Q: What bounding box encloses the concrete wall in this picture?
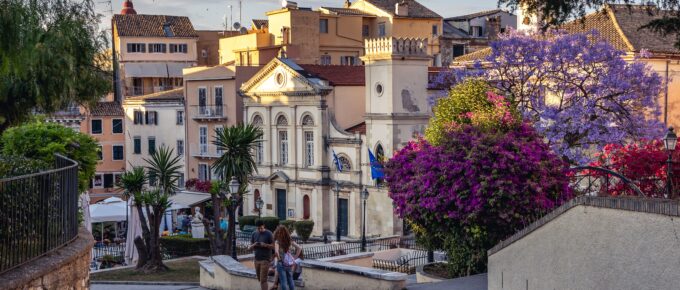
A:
[0,227,93,290]
[489,205,680,290]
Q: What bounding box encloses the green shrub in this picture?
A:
[294,220,314,242]
[256,216,280,232]
[160,235,211,257]
[238,215,259,231]
[0,155,49,178]
[280,220,296,234]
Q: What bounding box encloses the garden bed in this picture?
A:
[90,258,201,282]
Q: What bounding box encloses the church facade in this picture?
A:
[239,38,433,237]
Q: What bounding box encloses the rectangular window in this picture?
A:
[112,145,124,161]
[148,172,157,187]
[304,131,314,167]
[133,110,143,124]
[169,43,188,53]
[114,173,122,186]
[199,127,208,155]
[215,126,224,155]
[453,44,466,57]
[320,19,329,33]
[432,24,438,36]
[198,164,209,181]
[214,87,223,117]
[91,119,102,134]
[341,56,357,66]
[378,22,386,37]
[104,173,114,188]
[177,140,184,156]
[176,110,184,125]
[148,137,156,155]
[362,25,369,37]
[92,174,103,188]
[97,145,103,160]
[198,88,207,115]
[133,137,141,154]
[320,55,331,65]
[112,118,123,134]
[256,138,264,165]
[149,43,167,53]
[279,131,288,165]
[145,111,157,125]
[178,173,185,188]
[471,26,483,37]
[126,43,146,53]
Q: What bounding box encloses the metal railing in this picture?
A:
[373,250,430,274]
[189,143,223,158]
[0,155,79,274]
[190,105,227,120]
[92,242,126,264]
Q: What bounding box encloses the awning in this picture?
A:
[169,191,212,210]
[122,62,193,78]
[90,201,128,223]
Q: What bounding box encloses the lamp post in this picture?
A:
[228,176,240,260]
[360,187,369,252]
[665,127,678,199]
[255,197,264,218]
[334,182,341,242]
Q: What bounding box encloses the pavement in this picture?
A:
[406,273,487,290]
[91,284,208,290]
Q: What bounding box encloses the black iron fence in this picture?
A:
[373,250,430,274]
[0,155,79,274]
[92,243,126,264]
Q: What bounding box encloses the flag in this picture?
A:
[333,150,343,172]
[368,149,385,180]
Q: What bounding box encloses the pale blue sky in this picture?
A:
[97,0,507,30]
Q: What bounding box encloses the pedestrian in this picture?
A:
[273,225,301,290]
[292,250,304,280]
[249,220,274,290]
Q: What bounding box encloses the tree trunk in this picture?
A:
[134,236,148,268]
[204,194,229,256]
[141,205,168,273]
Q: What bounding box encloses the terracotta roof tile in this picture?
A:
[298,65,365,86]
[363,0,441,19]
[453,47,491,62]
[90,102,124,116]
[346,122,366,134]
[321,7,376,17]
[252,19,269,29]
[113,14,198,38]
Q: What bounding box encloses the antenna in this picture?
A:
[239,0,242,25]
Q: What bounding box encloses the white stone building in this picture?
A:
[122,89,186,187]
[239,38,432,238]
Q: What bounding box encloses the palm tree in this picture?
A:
[117,167,153,269]
[206,124,263,255]
[144,145,183,196]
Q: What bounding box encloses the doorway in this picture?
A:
[338,198,348,236]
[276,189,287,220]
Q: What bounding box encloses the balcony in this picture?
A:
[190,143,223,159]
[190,105,227,121]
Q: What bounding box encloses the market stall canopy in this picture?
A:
[90,200,128,223]
[169,191,212,210]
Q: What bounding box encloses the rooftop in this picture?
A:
[345,122,366,134]
[252,19,269,30]
[445,9,507,21]
[362,0,441,19]
[298,65,365,86]
[124,88,184,102]
[321,7,376,17]
[113,14,198,38]
[89,102,124,116]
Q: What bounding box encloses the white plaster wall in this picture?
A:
[489,206,680,290]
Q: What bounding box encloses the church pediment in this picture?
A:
[240,58,332,97]
[267,171,290,183]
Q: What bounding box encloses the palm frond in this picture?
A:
[118,166,147,198]
[144,145,183,195]
[211,123,263,185]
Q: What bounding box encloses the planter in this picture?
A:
[416,262,449,283]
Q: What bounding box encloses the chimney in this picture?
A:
[486,15,502,40]
[120,0,137,15]
[395,1,409,17]
[344,0,351,8]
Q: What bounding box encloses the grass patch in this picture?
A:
[90,258,201,282]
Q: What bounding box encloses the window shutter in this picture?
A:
[145,111,149,124]
[153,112,158,125]
[104,174,114,188]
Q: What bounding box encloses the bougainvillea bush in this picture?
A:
[587,140,680,198]
[387,93,573,276]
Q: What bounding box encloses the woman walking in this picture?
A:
[273,225,301,290]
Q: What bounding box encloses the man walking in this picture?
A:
[249,220,274,290]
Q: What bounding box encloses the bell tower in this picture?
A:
[361,37,431,156]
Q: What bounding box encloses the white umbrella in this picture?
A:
[80,193,92,233]
[89,201,127,223]
[125,197,142,265]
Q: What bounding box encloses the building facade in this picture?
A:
[122,89,186,187]
[239,38,432,238]
[82,102,126,203]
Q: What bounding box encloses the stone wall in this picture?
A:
[488,197,680,290]
[0,227,94,290]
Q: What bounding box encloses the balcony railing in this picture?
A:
[189,143,223,158]
[190,105,227,121]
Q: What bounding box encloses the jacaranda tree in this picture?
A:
[449,30,664,164]
[386,91,573,276]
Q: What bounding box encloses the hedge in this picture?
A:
[160,234,211,257]
[256,216,280,232]
[294,220,315,242]
[280,220,296,234]
[238,215,258,231]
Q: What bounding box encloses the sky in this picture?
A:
[96,0,506,31]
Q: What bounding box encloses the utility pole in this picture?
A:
[239,0,242,25]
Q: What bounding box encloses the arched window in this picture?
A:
[277,115,288,126]
[253,189,261,211]
[337,155,351,171]
[303,195,310,219]
[301,114,314,126]
[252,115,263,126]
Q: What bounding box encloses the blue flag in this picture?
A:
[368,149,385,180]
[333,150,343,172]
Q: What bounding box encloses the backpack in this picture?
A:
[283,252,296,268]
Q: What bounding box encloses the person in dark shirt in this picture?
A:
[249,220,274,290]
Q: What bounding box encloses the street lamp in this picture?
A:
[334,182,341,242]
[255,197,264,218]
[360,187,369,252]
[665,127,677,199]
[228,176,240,260]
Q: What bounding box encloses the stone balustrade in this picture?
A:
[364,37,428,57]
